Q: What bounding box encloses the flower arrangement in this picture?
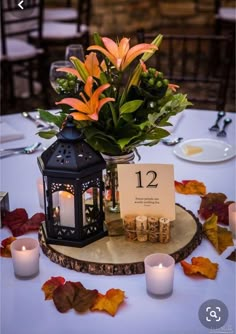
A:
[38,33,191,155]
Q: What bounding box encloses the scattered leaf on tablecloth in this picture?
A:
[175,180,206,195]
[41,276,66,300]
[198,192,233,225]
[90,288,125,316]
[53,281,98,313]
[2,209,45,236]
[180,257,218,279]
[203,214,234,254]
[226,249,236,262]
[0,236,16,257]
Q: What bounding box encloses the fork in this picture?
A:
[209,111,225,131]
[217,118,232,137]
[0,142,42,159]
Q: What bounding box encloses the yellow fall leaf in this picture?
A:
[91,288,125,316]
[203,214,234,254]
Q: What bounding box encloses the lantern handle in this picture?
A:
[57,115,84,142]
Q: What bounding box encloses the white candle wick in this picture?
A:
[158,263,163,268]
[21,246,26,251]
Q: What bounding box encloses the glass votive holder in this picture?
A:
[144,253,175,298]
[10,238,40,279]
[228,202,236,238]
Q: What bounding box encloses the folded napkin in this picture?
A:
[165,111,185,133]
[0,121,24,143]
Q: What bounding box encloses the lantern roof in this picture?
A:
[38,116,106,177]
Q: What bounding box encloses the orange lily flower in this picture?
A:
[56,52,102,82]
[56,76,115,121]
[88,37,157,71]
[168,84,180,92]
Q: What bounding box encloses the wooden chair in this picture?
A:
[0,0,47,109]
[137,30,233,111]
[214,0,236,36]
[30,0,91,53]
[44,0,77,23]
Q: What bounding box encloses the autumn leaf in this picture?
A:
[91,288,125,316]
[180,257,218,279]
[2,208,45,236]
[53,281,98,313]
[203,214,234,254]
[41,276,66,300]
[198,192,233,225]
[226,249,236,262]
[175,180,206,195]
[0,236,17,257]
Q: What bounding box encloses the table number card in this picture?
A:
[117,164,175,220]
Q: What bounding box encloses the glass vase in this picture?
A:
[102,151,135,213]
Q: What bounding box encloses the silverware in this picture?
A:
[22,112,53,130]
[0,142,42,159]
[162,137,183,146]
[209,111,225,131]
[217,118,232,137]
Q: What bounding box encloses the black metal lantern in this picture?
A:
[37,115,107,247]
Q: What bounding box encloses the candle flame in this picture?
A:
[21,246,26,251]
[158,263,163,268]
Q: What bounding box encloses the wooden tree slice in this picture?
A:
[39,204,202,275]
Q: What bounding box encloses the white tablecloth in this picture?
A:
[0,109,235,334]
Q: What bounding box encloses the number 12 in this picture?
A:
[136,170,158,188]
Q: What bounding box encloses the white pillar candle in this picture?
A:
[228,202,236,238]
[10,238,39,279]
[59,191,75,227]
[36,178,44,209]
[144,253,175,297]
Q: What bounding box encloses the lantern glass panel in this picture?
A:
[83,187,100,226]
[58,190,75,228]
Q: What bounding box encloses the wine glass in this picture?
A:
[65,44,85,61]
[49,60,74,94]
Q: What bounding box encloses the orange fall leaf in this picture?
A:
[180,256,218,279]
[41,276,66,300]
[175,180,206,195]
[90,288,126,316]
[0,236,17,257]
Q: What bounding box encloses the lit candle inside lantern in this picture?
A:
[144,253,175,297]
[59,191,75,227]
[10,238,39,279]
[228,202,236,238]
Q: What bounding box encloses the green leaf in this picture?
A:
[93,32,104,46]
[37,130,58,139]
[37,109,66,128]
[120,100,143,114]
[70,58,89,83]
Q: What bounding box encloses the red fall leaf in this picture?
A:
[2,209,45,236]
[198,193,233,225]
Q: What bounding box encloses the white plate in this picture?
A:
[173,138,236,163]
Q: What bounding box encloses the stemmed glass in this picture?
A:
[49,60,74,94]
[65,44,85,61]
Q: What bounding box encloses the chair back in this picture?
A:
[76,0,91,32]
[137,30,233,111]
[1,0,44,55]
